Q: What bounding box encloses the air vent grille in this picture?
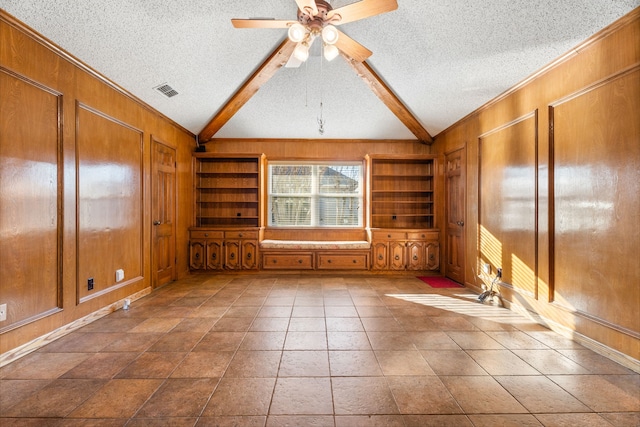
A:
[154,83,179,98]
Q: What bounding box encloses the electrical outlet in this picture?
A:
[0,303,7,322]
[497,268,502,278]
[87,278,94,291]
[482,263,491,275]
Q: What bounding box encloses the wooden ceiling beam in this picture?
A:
[199,38,297,142]
[341,53,433,144]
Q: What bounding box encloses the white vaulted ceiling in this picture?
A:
[1,0,638,140]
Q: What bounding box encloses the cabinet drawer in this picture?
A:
[190,230,224,239]
[316,253,369,270]
[407,231,439,240]
[263,253,314,269]
[225,230,259,239]
[371,230,406,240]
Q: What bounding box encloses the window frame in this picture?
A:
[267,159,365,228]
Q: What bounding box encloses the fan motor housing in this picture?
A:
[298,0,333,28]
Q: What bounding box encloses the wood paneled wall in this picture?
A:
[0,11,195,354]
[435,9,639,362]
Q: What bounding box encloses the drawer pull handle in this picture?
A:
[353,260,357,263]
[230,253,235,259]
[247,253,252,259]
[328,260,332,263]
[195,253,200,259]
[413,255,418,260]
[204,233,209,237]
[395,255,400,260]
[387,234,391,238]
[378,255,383,260]
[211,254,216,260]
[239,233,243,238]
[273,260,277,264]
[298,259,303,264]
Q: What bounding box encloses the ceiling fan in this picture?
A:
[232,0,398,67]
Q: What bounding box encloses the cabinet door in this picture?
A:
[390,241,406,270]
[206,240,223,270]
[189,241,205,270]
[371,242,388,270]
[224,240,241,270]
[425,242,440,271]
[241,240,258,270]
[406,241,425,270]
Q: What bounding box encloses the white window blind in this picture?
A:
[268,162,363,227]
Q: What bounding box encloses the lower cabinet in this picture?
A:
[371,229,440,271]
[189,228,258,271]
[261,251,370,270]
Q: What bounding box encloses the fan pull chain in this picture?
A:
[317,55,326,135]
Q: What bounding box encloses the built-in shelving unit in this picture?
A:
[193,154,263,228]
[370,155,435,229]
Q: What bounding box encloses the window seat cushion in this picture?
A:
[260,240,371,250]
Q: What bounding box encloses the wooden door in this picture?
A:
[390,241,406,270]
[152,140,176,287]
[406,241,425,270]
[371,242,389,270]
[445,147,466,283]
[225,240,241,270]
[206,240,223,270]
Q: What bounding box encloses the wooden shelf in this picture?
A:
[193,154,263,228]
[370,155,436,229]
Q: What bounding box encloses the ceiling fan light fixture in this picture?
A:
[293,41,311,62]
[323,43,339,61]
[321,24,339,44]
[288,22,307,43]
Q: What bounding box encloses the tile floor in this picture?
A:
[1,274,638,426]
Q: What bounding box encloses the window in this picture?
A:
[268,161,363,227]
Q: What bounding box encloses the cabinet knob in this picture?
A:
[387,234,391,238]
[328,259,332,263]
[298,259,303,264]
[247,253,252,259]
[212,254,216,259]
[204,233,209,237]
[413,255,418,260]
[195,253,200,259]
[230,253,235,259]
[273,260,277,264]
[378,255,383,260]
[353,260,357,263]
[239,233,243,238]
[395,255,400,260]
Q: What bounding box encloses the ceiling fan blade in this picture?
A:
[295,0,318,16]
[328,0,398,25]
[285,54,304,68]
[231,19,295,29]
[334,30,372,63]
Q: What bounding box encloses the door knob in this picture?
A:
[457,221,464,226]
[153,221,161,225]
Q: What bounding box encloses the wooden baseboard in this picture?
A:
[0,287,151,368]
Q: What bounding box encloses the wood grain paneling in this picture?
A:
[0,68,62,332]
[1,11,195,355]
[550,66,640,336]
[76,103,144,303]
[479,112,538,299]
[436,9,639,362]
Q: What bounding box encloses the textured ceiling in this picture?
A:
[1,0,638,140]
